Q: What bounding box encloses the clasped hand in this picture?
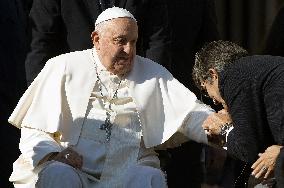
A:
[51,147,83,169]
[202,109,232,147]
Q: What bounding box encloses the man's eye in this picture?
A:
[114,38,126,45]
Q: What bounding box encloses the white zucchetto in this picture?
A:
[95,7,136,26]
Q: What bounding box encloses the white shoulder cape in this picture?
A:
[9,49,208,148]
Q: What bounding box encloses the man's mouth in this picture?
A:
[117,56,129,61]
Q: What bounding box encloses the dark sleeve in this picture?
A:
[226,89,259,163]
[25,0,68,85]
[262,7,284,56]
[140,0,171,67]
[263,71,284,145]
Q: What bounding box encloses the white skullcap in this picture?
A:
[95,7,136,26]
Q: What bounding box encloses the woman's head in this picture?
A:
[193,40,248,107]
[193,40,248,88]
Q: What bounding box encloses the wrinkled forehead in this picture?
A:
[96,17,137,30]
[106,17,137,27]
[98,18,138,37]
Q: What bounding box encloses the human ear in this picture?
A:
[208,68,218,81]
[91,31,100,48]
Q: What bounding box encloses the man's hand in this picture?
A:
[51,147,83,169]
[251,145,283,179]
[202,109,232,147]
[202,109,232,135]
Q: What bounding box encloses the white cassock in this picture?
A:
[8,49,213,187]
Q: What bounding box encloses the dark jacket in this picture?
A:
[275,147,284,188]
[25,0,171,84]
[219,55,284,163]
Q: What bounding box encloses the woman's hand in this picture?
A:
[251,145,283,179]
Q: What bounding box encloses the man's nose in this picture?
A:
[123,43,134,54]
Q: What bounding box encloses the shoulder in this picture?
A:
[236,55,284,68]
[47,49,91,65]
[135,55,170,76]
[41,50,91,76]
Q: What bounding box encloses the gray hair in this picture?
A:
[95,21,107,34]
[95,17,137,37]
[192,40,248,89]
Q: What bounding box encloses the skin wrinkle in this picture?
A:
[92,18,138,77]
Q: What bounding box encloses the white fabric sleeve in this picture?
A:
[19,127,62,167]
[178,100,214,144]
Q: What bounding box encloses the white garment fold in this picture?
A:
[8,49,213,187]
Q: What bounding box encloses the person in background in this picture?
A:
[193,40,284,187]
[164,1,221,187]
[9,8,229,188]
[0,0,32,187]
[25,0,171,85]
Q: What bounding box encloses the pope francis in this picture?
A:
[8,7,226,188]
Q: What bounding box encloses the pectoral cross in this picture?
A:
[100,111,113,142]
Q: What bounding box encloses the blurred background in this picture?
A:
[216,0,284,54]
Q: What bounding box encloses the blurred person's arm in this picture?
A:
[25,0,68,85]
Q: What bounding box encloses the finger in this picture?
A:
[256,164,269,179]
[69,154,82,169]
[74,155,81,164]
[254,167,265,179]
[252,162,265,176]
[251,157,264,169]
[72,159,80,169]
[252,167,261,176]
[75,159,83,169]
[264,168,272,179]
[67,158,78,169]
[204,129,211,135]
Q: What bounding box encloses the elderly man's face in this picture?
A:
[92,18,138,76]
